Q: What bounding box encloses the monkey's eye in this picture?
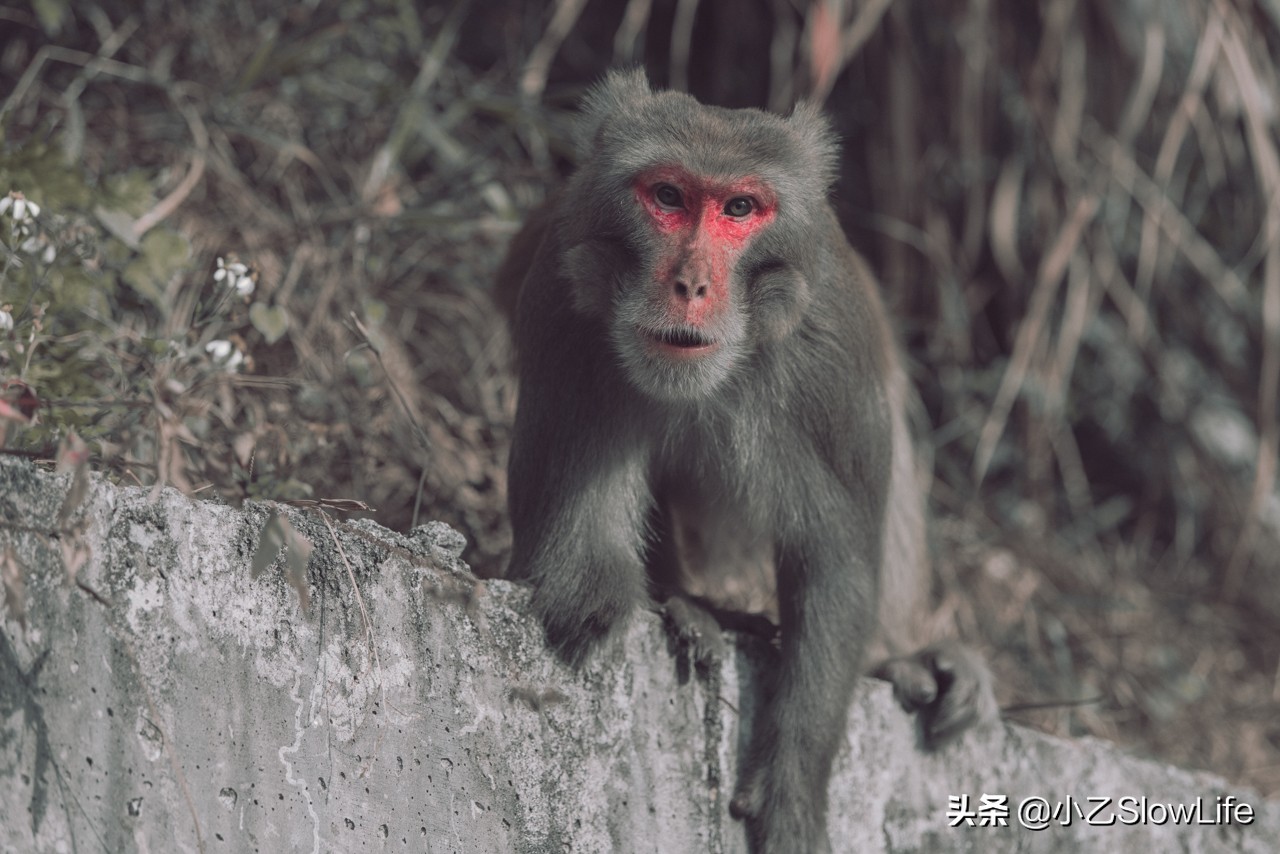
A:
[654,184,683,209]
[723,197,755,218]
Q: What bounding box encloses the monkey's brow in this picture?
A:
[634,165,777,200]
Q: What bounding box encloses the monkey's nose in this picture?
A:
[674,280,708,300]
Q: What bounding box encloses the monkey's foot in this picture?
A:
[873,643,998,749]
[730,762,832,854]
[662,595,727,666]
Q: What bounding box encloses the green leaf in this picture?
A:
[31,0,69,36]
[140,229,192,270]
[249,303,289,344]
[0,143,91,211]
[121,258,163,305]
[103,171,157,215]
[120,229,192,307]
[95,208,140,250]
[251,512,287,578]
[250,511,313,615]
[362,297,388,327]
[140,337,171,357]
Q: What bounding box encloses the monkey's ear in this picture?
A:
[788,101,839,190]
[576,68,652,160]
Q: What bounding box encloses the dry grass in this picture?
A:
[1,0,1277,795]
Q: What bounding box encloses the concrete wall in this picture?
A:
[0,456,1275,853]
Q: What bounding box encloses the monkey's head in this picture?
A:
[557,69,838,402]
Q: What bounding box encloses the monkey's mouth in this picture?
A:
[645,327,719,359]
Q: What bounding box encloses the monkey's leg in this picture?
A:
[730,502,876,854]
[874,643,998,748]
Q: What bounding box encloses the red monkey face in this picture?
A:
[631,165,778,350]
[557,75,834,402]
[589,165,777,399]
[602,162,804,402]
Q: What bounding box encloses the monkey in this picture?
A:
[497,69,996,854]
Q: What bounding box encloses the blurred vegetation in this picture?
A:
[0,0,1277,795]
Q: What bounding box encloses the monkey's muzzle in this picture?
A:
[647,327,718,359]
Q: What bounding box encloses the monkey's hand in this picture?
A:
[662,595,727,666]
[518,545,640,666]
[507,414,651,668]
[873,643,998,749]
[527,565,643,668]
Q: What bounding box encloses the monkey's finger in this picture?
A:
[916,645,998,749]
[663,595,727,665]
[872,657,939,710]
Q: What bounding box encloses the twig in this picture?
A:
[810,0,896,105]
[988,157,1027,284]
[1050,19,1086,169]
[411,466,429,530]
[973,192,1100,485]
[669,0,700,92]
[1134,8,1223,341]
[520,0,590,99]
[315,508,390,780]
[612,0,653,64]
[1045,255,1100,520]
[317,511,380,672]
[766,0,800,113]
[1086,126,1249,308]
[0,38,207,242]
[0,45,152,128]
[347,312,433,457]
[361,0,470,203]
[1002,695,1104,715]
[957,0,991,264]
[1116,21,1165,146]
[131,93,208,239]
[1219,7,1280,596]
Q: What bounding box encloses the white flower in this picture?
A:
[213,256,249,283]
[213,255,255,296]
[205,339,244,370]
[205,339,232,359]
[17,233,56,264]
[0,310,13,331]
[1,191,40,224]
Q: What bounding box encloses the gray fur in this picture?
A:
[498,71,994,854]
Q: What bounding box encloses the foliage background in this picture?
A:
[1,0,1277,795]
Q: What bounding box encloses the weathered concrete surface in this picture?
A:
[0,455,1275,854]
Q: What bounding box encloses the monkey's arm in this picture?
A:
[507,405,652,663]
[506,327,653,665]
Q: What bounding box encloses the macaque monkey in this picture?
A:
[498,69,995,854]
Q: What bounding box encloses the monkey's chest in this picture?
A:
[650,473,779,624]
